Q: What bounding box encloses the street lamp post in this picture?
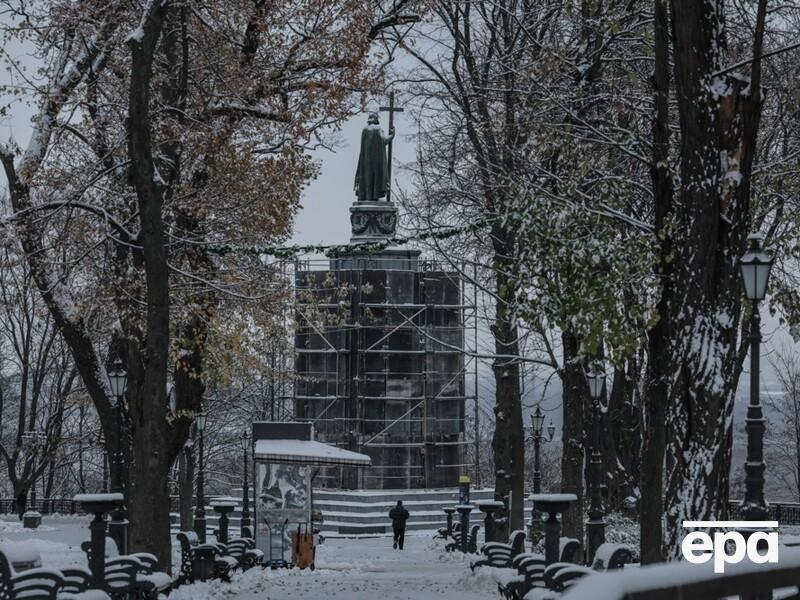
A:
[240,430,251,535]
[529,406,555,544]
[194,407,208,543]
[739,233,773,522]
[586,366,606,565]
[529,406,555,495]
[22,431,43,512]
[107,358,129,554]
[102,441,109,494]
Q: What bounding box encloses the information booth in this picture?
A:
[252,422,371,568]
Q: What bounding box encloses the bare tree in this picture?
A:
[765,348,800,501]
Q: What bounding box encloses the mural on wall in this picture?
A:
[255,462,311,562]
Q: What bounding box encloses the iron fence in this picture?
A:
[727,500,800,525]
[0,496,183,515]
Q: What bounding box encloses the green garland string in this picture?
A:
[206,217,492,259]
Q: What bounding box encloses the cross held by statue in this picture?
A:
[379,92,403,203]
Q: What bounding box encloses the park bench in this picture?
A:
[58,566,112,600]
[0,549,63,600]
[543,543,633,593]
[436,522,461,541]
[213,538,264,570]
[176,531,237,584]
[470,529,527,571]
[80,541,169,600]
[0,549,111,600]
[127,553,172,597]
[445,525,480,553]
[491,538,592,599]
[544,562,596,592]
[497,552,546,600]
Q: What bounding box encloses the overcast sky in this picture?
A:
[292,108,416,247]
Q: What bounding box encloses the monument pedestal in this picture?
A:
[349,201,398,242]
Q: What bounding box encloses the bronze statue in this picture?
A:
[354,112,394,202]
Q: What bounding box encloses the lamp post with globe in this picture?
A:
[194,408,208,542]
[585,366,606,564]
[738,233,773,522]
[107,358,129,553]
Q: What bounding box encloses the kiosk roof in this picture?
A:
[254,439,372,467]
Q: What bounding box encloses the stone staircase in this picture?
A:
[171,487,532,538]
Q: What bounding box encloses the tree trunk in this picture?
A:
[178,447,195,532]
[560,330,586,547]
[603,362,640,512]
[491,232,524,540]
[127,0,172,570]
[662,0,767,557]
[640,0,673,564]
[14,488,27,519]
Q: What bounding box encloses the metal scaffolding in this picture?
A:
[292,253,479,490]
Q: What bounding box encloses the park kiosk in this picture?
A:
[252,421,371,569]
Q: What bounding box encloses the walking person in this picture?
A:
[389,500,410,550]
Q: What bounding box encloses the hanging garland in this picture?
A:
[206,216,492,259]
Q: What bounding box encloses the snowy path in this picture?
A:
[0,517,496,600]
[171,535,497,600]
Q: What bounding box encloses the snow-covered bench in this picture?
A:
[558,538,580,564]
[543,562,595,592]
[176,531,237,584]
[446,525,481,553]
[542,543,633,593]
[590,543,633,571]
[470,530,527,571]
[0,548,110,600]
[80,540,171,599]
[497,552,546,600]
[59,566,113,599]
[211,537,264,570]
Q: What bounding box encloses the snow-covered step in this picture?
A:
[204,487,531,537]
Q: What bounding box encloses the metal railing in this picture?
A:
[0,496,185,515]
[727,499,800,524]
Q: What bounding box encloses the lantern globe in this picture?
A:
[240,430,250,451]
[531,406,545,437]
[739,233,772,301]
[196,409,207,433]
[547,421,556,442]
[107,358,127,398]
[586,368,606,401]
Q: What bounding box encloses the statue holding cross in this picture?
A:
[354,93,403,203]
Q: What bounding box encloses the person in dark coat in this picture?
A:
[388,500,410,550]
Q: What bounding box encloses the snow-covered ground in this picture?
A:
[0,515,497,600]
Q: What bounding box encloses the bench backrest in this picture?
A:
[559,538,580,563]
[0,549,64,600]
[510,530,527,556]
[591,544,633,571]
[103,557,140,592]
[514,552,545,570]
[177,531,200,552]
[552,565,594,591]
[10,570,63,600]
[225,540,249,556]
[60,567,92,593]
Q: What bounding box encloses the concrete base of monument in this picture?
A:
[315,488,499,537]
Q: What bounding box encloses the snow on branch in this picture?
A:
[18,16,120,184]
